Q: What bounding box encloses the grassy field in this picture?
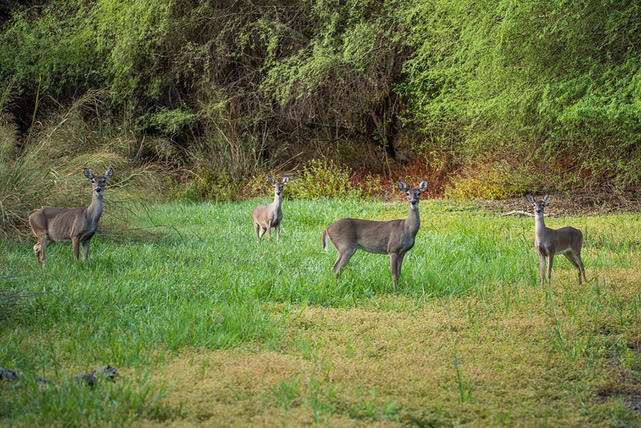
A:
[1,198,640,426]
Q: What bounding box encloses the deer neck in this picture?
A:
[271,193,282,212]
[405,204,420,235]
[535,212,546,236]
[87,192,104,225]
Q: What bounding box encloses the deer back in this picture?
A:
[541,226,583,254]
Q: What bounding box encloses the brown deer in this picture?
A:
[28,167,113,264]
[252,175,289,242]
[526,194,586,286]
[322,180,428,288]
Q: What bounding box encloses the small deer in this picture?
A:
[252,175,289,242]
[322,180,428,288]
[28,167,113,265]
[526,194,586,286]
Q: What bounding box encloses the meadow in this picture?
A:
[1,198,640,426]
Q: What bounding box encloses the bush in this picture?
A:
[444,161,534,200]
[287,159,361,199]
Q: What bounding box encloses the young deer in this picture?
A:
[322,180,428,288]
[28,167,113,265]
[252,175,289,242]
[526,194,586,286]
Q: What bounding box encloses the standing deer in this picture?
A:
[252,175,289,242]
[526,194,586,286]
[28,167,113,265]
[322,180,428,288]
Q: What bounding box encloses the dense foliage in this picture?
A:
[1,0,640,211]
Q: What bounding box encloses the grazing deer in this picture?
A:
[252,175,289,242]
[526,194,586,286]
[322,180,428,288]
[28,167,113,265]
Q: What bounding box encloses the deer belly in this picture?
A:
[357,235,389,254]
[47,219,73,241]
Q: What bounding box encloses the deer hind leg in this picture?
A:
[34,234,48,265]
[258,226,267,240]
[332,247,356,278]
[254,223,261,241]
[572,252,586,284]
[81,240,90,261]
[72,238,80,261]
[563,253,582,285]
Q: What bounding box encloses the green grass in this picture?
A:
[1,198,640,426]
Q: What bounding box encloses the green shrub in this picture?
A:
[176,168,240,203]
[287,159,361,199]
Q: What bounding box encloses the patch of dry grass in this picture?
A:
[149,272,641,426]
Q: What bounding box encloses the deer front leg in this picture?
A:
[72,238,81,261]
[389,253,400,288]
[397,252,406,285]
[275,225,281,242]
[546,254,554,285]
[539,254,546,286]
[81,240,90,261]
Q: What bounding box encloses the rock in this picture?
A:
[0,367,19,381]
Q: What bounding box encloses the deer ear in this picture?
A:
[84,168,94,179]
[397,181,409,192]
[543,194,551,205]
[418,180,428,192]
[105,167,113,178]
[281,176,289,184]
[525,194,535,204]
[267,175,274,184]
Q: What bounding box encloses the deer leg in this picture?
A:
[546,254,554,285]
[389,254,400,288]
[539,254,546,286]
[574,252,587,284]
[564,253,582,285]
[33,241,41,264]
[333,247,356,278]
[33,235,47,265]
[81,240,90,261]
[72,238,80,261]
[254,223,261,241]
[397,252,406,286]
[268,226,272,240]
[258,227,267,240]
[275,225,280,242]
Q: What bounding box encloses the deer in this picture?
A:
[322,180,428,288]
[252,175,289,242]
[526,194,586,286]
[28,167,113,265]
